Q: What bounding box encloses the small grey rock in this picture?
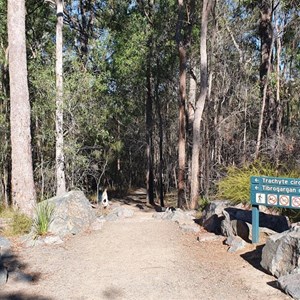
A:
[44,235,64,245]
[91,217,106,230]
[197,233,223,242]
[107,207,134,219]
[179,223,200,233]
[152,212,164,219]
[225,235,247,253]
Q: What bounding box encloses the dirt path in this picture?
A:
[1,207,290,300]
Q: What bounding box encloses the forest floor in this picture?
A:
[1,199,291,300]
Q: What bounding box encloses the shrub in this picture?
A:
[0,207,32,236]
[11,213,33,236]
[33,201,55,237]
[216,161,300,204]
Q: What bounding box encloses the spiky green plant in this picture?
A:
[33,201,55,237]
[216,161,300,204]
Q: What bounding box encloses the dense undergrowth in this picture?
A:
[216,161,300,221]
[216,161,300,204]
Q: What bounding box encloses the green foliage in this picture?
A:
[0,206,14,218]
[11,213,33,236]
[198,197,210,212]
[33,201,55,237]
[0,207,32,236]
[216,161,300,204]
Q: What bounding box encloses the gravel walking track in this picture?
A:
[1,206,290,300]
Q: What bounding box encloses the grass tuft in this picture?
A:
[0,206,32,236]
[33,201,55,238]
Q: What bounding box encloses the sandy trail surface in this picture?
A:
[1,207,290,300]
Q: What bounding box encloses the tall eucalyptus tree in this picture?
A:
[190,0,214,209]
[7,0,36,215]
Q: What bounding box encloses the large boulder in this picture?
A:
[202,204,290,242]
[278,273,300,300]
[221,210,250,242]
[201,200,232,234]
[261,226,300,278]
[201,200,231,222]
[224,207,290,233]
[45,190,96,238]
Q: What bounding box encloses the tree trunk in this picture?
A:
[155,59,164,207]
[255,0,274,158]
[1,48,10,208]
[190,0,213,209]
[260,1,275,136]
[275,16,282,138]
[176,0,187,208]
[143,0,155,206]
[187,73,196,198]
[55,0,66,196]
[146,54,154,205]
[7,0,36,216]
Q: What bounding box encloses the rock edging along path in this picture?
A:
[1,208,289,300]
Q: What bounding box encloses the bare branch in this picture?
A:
[225,23,244,64]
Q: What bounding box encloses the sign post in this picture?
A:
[250,175,300,243]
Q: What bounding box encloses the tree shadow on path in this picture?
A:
[1,249,52,300]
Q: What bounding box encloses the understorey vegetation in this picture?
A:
[1,0,300,215]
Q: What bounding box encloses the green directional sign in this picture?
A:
[251,176,300,209]
[250,176,300,244]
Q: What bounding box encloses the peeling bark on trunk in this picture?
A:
[8,0,36,216]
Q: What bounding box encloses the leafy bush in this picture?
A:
[216,161,300,204]
[33,201,55,237]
